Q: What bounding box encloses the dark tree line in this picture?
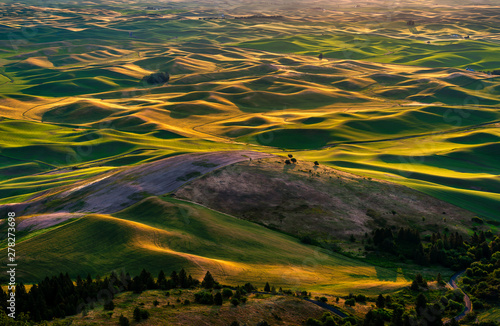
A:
[0,268,201,322]
[368,227,473,269]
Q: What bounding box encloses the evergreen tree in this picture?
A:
[157,270,166,289]
[202,271,216,289]
[264,282,271,292]
[415,293,427,316]
[179,268,188,288]
[376,294,385,308]
[170,270,179,288]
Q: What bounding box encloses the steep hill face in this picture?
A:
[174,157,476,240]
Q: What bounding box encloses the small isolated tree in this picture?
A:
[153,300,159,307]
[202,271,216,289]
[119,315,130,326]
[133,307,142,322]
[376,294,385,308]
[214,292,223,305]
[319,296,328,303]
[288,154,293,158]
[291,158,297,163]
[142,71,170,85]
[285,160,291,165]
[264,282,271,292]
[345,298,356,306]
[231,298,240,307]
[318,53,323,60]
[314,161,319,166]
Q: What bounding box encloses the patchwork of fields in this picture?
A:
[0,0,499,300]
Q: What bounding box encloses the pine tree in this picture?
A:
[170,270,179,287]
[264,282,271,292]
[202,271,216,289]
[157,270,166,289]
[376,294,385,308]
[179,268,188,288]
[415,293,427,316]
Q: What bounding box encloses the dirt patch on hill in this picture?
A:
[0,151,274,216]
[175,157,475,240]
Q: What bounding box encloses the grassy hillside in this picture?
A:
[0,196,411,295]
[175,157,479,240]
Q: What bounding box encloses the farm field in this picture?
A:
[0,0,498,324]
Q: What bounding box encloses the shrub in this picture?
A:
[356,294,367,302]
[214,292,223,305]
[345,298,356,306]
[472,217,484,224]
[306,318,322,326]
[194,291,214,305]
[220,288,232,299]
[119,315,130,326]
[319,296,328,303]
[103,300,114,310]
[231,298,240,307]
[133,307,150,321]
[184,299,190,305]
[153,300,159,307]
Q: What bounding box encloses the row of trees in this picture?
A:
[0,268,214,322]
[368,227,488,269]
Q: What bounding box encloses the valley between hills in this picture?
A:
[0,0,498,325]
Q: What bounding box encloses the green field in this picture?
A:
[0,1,498,322]
[0,196,413,295]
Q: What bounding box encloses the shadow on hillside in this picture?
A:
[375,266,398,282]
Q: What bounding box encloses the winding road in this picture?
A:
[446,271,473,323]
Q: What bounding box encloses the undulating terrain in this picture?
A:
[0,0,498,325]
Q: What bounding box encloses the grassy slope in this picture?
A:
[63,289,328,326]
[1,196,408,295]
